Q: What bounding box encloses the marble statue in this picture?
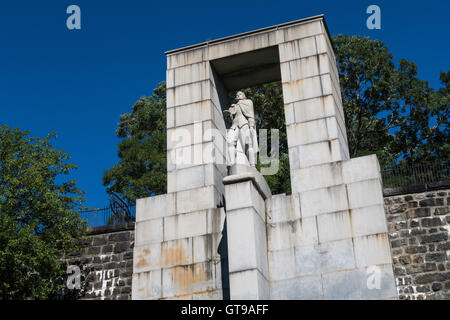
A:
[223,91,258,167]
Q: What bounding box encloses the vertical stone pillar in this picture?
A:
[278,22,350,193]
[224,174,271,299]
[166,56,228,199]
[267,19,397,299]
[132,51,231,300]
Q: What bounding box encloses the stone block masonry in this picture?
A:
[62,224,135,300]
[138,14,398,300]
[384,189,450,300]
[62,187,450,300]
[224,173,271,299]
[267,154,397,299]
[132,193,226,300]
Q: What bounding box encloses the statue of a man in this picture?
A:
[223,91,258,167]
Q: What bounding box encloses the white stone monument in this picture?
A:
[224,91,258,168]
[132,14,397,300]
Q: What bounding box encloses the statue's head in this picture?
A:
[236,91,246,100]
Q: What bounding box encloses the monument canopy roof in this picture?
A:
[165,14,332,56]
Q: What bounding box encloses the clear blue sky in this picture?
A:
[1,0,448,208]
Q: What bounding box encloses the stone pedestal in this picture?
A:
[223,171,271,299]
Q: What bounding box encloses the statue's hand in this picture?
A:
[223,110,233,123]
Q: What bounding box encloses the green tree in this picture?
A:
[333,35,448,167]
[0,125,86,299]
[333,35,400,167]
[391,59,438,165]
[428,71,450,161]
[102,82,167,203]
[241,82,287,154]
[241,82,291,194]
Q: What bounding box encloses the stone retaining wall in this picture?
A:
[384,189,450,300]
[62,223,134,300]
[66,187,450,300]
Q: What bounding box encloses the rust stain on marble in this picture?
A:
[135,248,151,269]
[172,263,211,295]
[163,241,189,267]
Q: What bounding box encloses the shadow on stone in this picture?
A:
[218,196,230,300]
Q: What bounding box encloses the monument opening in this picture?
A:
[210,46,281,91]
[209,47,289,193]
[225,82,289,193]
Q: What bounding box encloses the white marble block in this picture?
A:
[224,173,271,300]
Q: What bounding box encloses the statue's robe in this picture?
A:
[235,99,258,152]
[229,104,248,130]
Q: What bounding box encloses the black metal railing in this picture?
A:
[381,160,450,189]
[79,205,136,228]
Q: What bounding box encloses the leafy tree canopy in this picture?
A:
[0,125,86,299]
[102,82,167,203]
[334,35,449,166]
